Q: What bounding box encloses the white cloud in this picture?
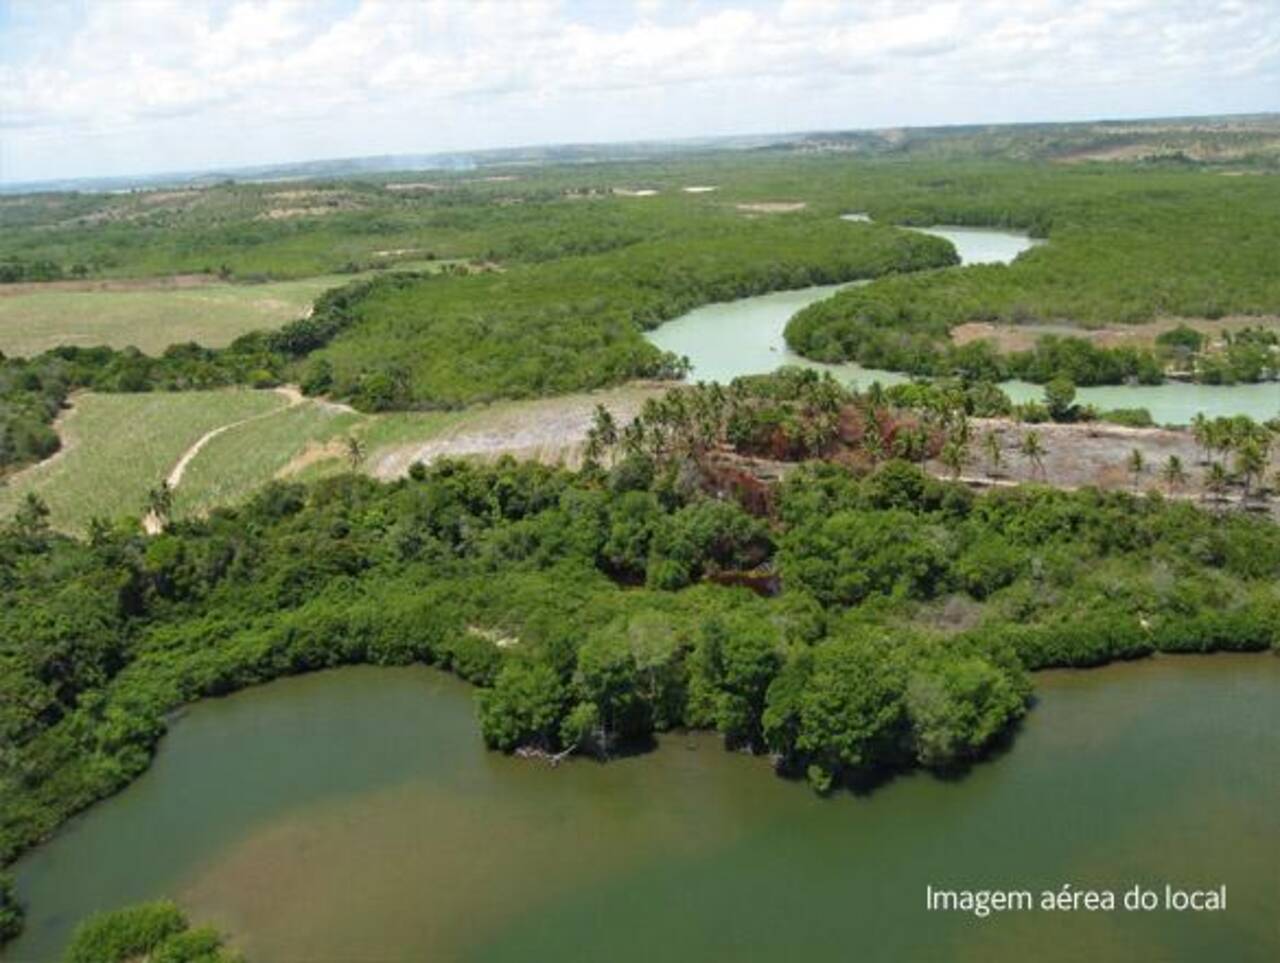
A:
[1,0,1277,181]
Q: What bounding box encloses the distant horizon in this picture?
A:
[3,108,1278,192]
[3,0,1277,186]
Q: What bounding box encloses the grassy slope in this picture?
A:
[0,390,286,532]
[173,401,361,517]
[0,261,455,358]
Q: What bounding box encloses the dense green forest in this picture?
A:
[305,219,951,407]
[783,163,1280,379]
[5,152,1279,478]
[3,131,1280,950]
[3,373,1276,890]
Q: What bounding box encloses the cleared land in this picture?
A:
[950,316,1280,354]
[931,418,1280,502]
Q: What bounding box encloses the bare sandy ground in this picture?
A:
[372,385,669,479]
[950,315,1280,353]
[736,202,807,213]
[935,418,1278,503]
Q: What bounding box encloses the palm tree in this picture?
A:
[1127,448,1145,491]
[146,480,173,525]
[1203,461,1229,506]
[1233,440,1266,500]
[1160,455,1188,494]
[1191,413,1210,465]
[983,431,1003,478]
[1019,431,1046,480]
[345,435,366,471]
[941,437,969,480]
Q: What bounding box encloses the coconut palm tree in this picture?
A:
[1191,413,1210,465]
[1203,461,1230,506]
[1233,440,1266,501]
[1160,455,1187,494]
[983,431,1003,478]
[345,435,366,470]
[941,437,969,480]
[1127,448,1145,491]
[1019,431,1046,480]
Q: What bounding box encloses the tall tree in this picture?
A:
[345,435,366,471]
[1019,431,1046,480]
[1160,454,1187,494]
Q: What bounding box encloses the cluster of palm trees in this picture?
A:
[1189,413,1277,504]
[583,373,847,471]
[579,373,1276,519]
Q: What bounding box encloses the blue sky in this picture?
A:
[1,0,1278,183]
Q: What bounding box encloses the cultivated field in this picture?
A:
[0,389,287,532]
[173,399,360,517]
[0,278,335,356]
[0,260,455,357]
[0,385,666,533]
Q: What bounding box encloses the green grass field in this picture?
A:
[173,400,362,517]
[0,384,663,533]
[0,389,287,532]
[0,260,455,358]
[0,278,337,356]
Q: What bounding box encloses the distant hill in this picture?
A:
[3,113,1276,196]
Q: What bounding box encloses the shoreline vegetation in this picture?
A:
[5,149,1280,481]
[2,121,1280,952]
[2,373,1276,935]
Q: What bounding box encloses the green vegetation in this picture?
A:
[0,873,21,943]
[0,276,336,358]
[3,126,1280,951]
[5,150,1279,482]
[170,400,359,519]
[2,373,1276,908]
[0,390,286,531]
[784,164,1280,384]
[306,219,952,408]
[62,900,239,963]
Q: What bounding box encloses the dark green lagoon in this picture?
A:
[6,655,1278,962]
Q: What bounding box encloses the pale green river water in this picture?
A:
[646,225,1279,425]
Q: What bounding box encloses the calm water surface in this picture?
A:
[6,655,1278,962]
[646,225,1279,425]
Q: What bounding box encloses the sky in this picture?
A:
[1,0,1278,183]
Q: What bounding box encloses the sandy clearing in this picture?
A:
[942,417,1279,505]
[950,315,1280,353]
[736,202,807,213]
[372,385,668,479]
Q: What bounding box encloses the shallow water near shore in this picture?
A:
[646,225,1279,425]
[6,654,1278,962]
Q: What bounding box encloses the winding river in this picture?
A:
[5,656,1278,962]
[647,225,1279,425]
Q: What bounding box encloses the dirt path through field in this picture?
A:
[142,387,307,533]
